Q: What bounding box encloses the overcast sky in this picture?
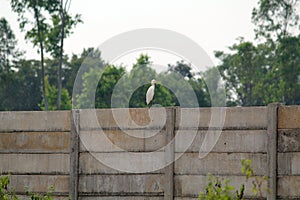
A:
[1,0,258,68]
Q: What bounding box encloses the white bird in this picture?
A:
[146,79,156,105]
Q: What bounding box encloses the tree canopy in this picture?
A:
[0,0,299,111]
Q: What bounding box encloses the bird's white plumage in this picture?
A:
[146,79,156,105]
[146,85,155,105]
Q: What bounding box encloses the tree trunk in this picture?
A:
[57,0,65,110]
[33,1,48,110]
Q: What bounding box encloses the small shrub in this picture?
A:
[241,159,269,196]
[0,174,55,200]
[25,185,54,200]
[0,174,18,200]
[199,159,269,200]
[198,173,244,200]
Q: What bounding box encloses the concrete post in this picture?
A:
[267,103,280,200]
[164,107,176,200]
[70,110,80,200]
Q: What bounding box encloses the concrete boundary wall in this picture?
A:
[0,111,70,198]
[0,105,299,199]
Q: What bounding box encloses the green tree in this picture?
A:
[200,67,226,107]
[10,0,82,110]
[74,48,107,108]
[39,76,71,110]
[216,39,266,106]
[168,60,193,79]
[64,48,97,96]
[0,19,43,111]
[189,77,211,107]
[125,54,176,107]
[216,36,300,106]
[14,59,42,110]
[96,65,126,108]
[251,0,300,105]
[0,59,42,111]
[10,0,55,110]
[0,70,18,111]
[159,71,199,107]
[45,0,82,110]
[127,54,157,107]
[164,60,210,107]
[252,0,300,40]
[276,36,300,104]
[107,54,177,108]
[0,17,22,72]
[76,63,126,108]
[0,17,23,111]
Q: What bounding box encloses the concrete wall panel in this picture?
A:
[79,174,164,194]
[0,132,70,152]
[175,130,267,153]
[0,111,70,132]
[0,154,69,174]
[278,106,300,129]
[175,152,267,175]
[9,175,69,193]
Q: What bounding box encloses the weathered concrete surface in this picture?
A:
[278,129,300,152]
[0,132,70,152]
[80,108,166,129]
[278,176,300,197]
[278,106,300,129]
[80,129,165,152]
[0,106,298,200]
[175,152,267,175]
[176,107,267,129]
[174,175,267,198]
[9,175,69,193]
[79,152,165,174]
[17,196,69,200]
[164,107,175,200]
[175,130,267,153]
[78,197,163,200]
[0,111,70,132]
[79,174,164,194]
[0,154,69,174]
[267,103,279,200]
[278,152,300,175]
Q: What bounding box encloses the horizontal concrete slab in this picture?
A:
[0,132,70,153]
[175,130,267,153]
[0,154,69,174]
[79,152,165,174]
[278,129,300,152]
[80,129,165,152]
[9,175,69,193]
[176,107,267,129]
[278,176,300,197]
[174,175,267,197]
[175,152,267,176]
[78,197,163,200]
[17,195,69,200]
[80,108,167,129]
[278,152,300,175]
[278,106,300,129]
[79,174,164,194]
[0,111,71,132]
[79,152,163,174]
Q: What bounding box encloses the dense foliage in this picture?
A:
[0,0,299,110]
